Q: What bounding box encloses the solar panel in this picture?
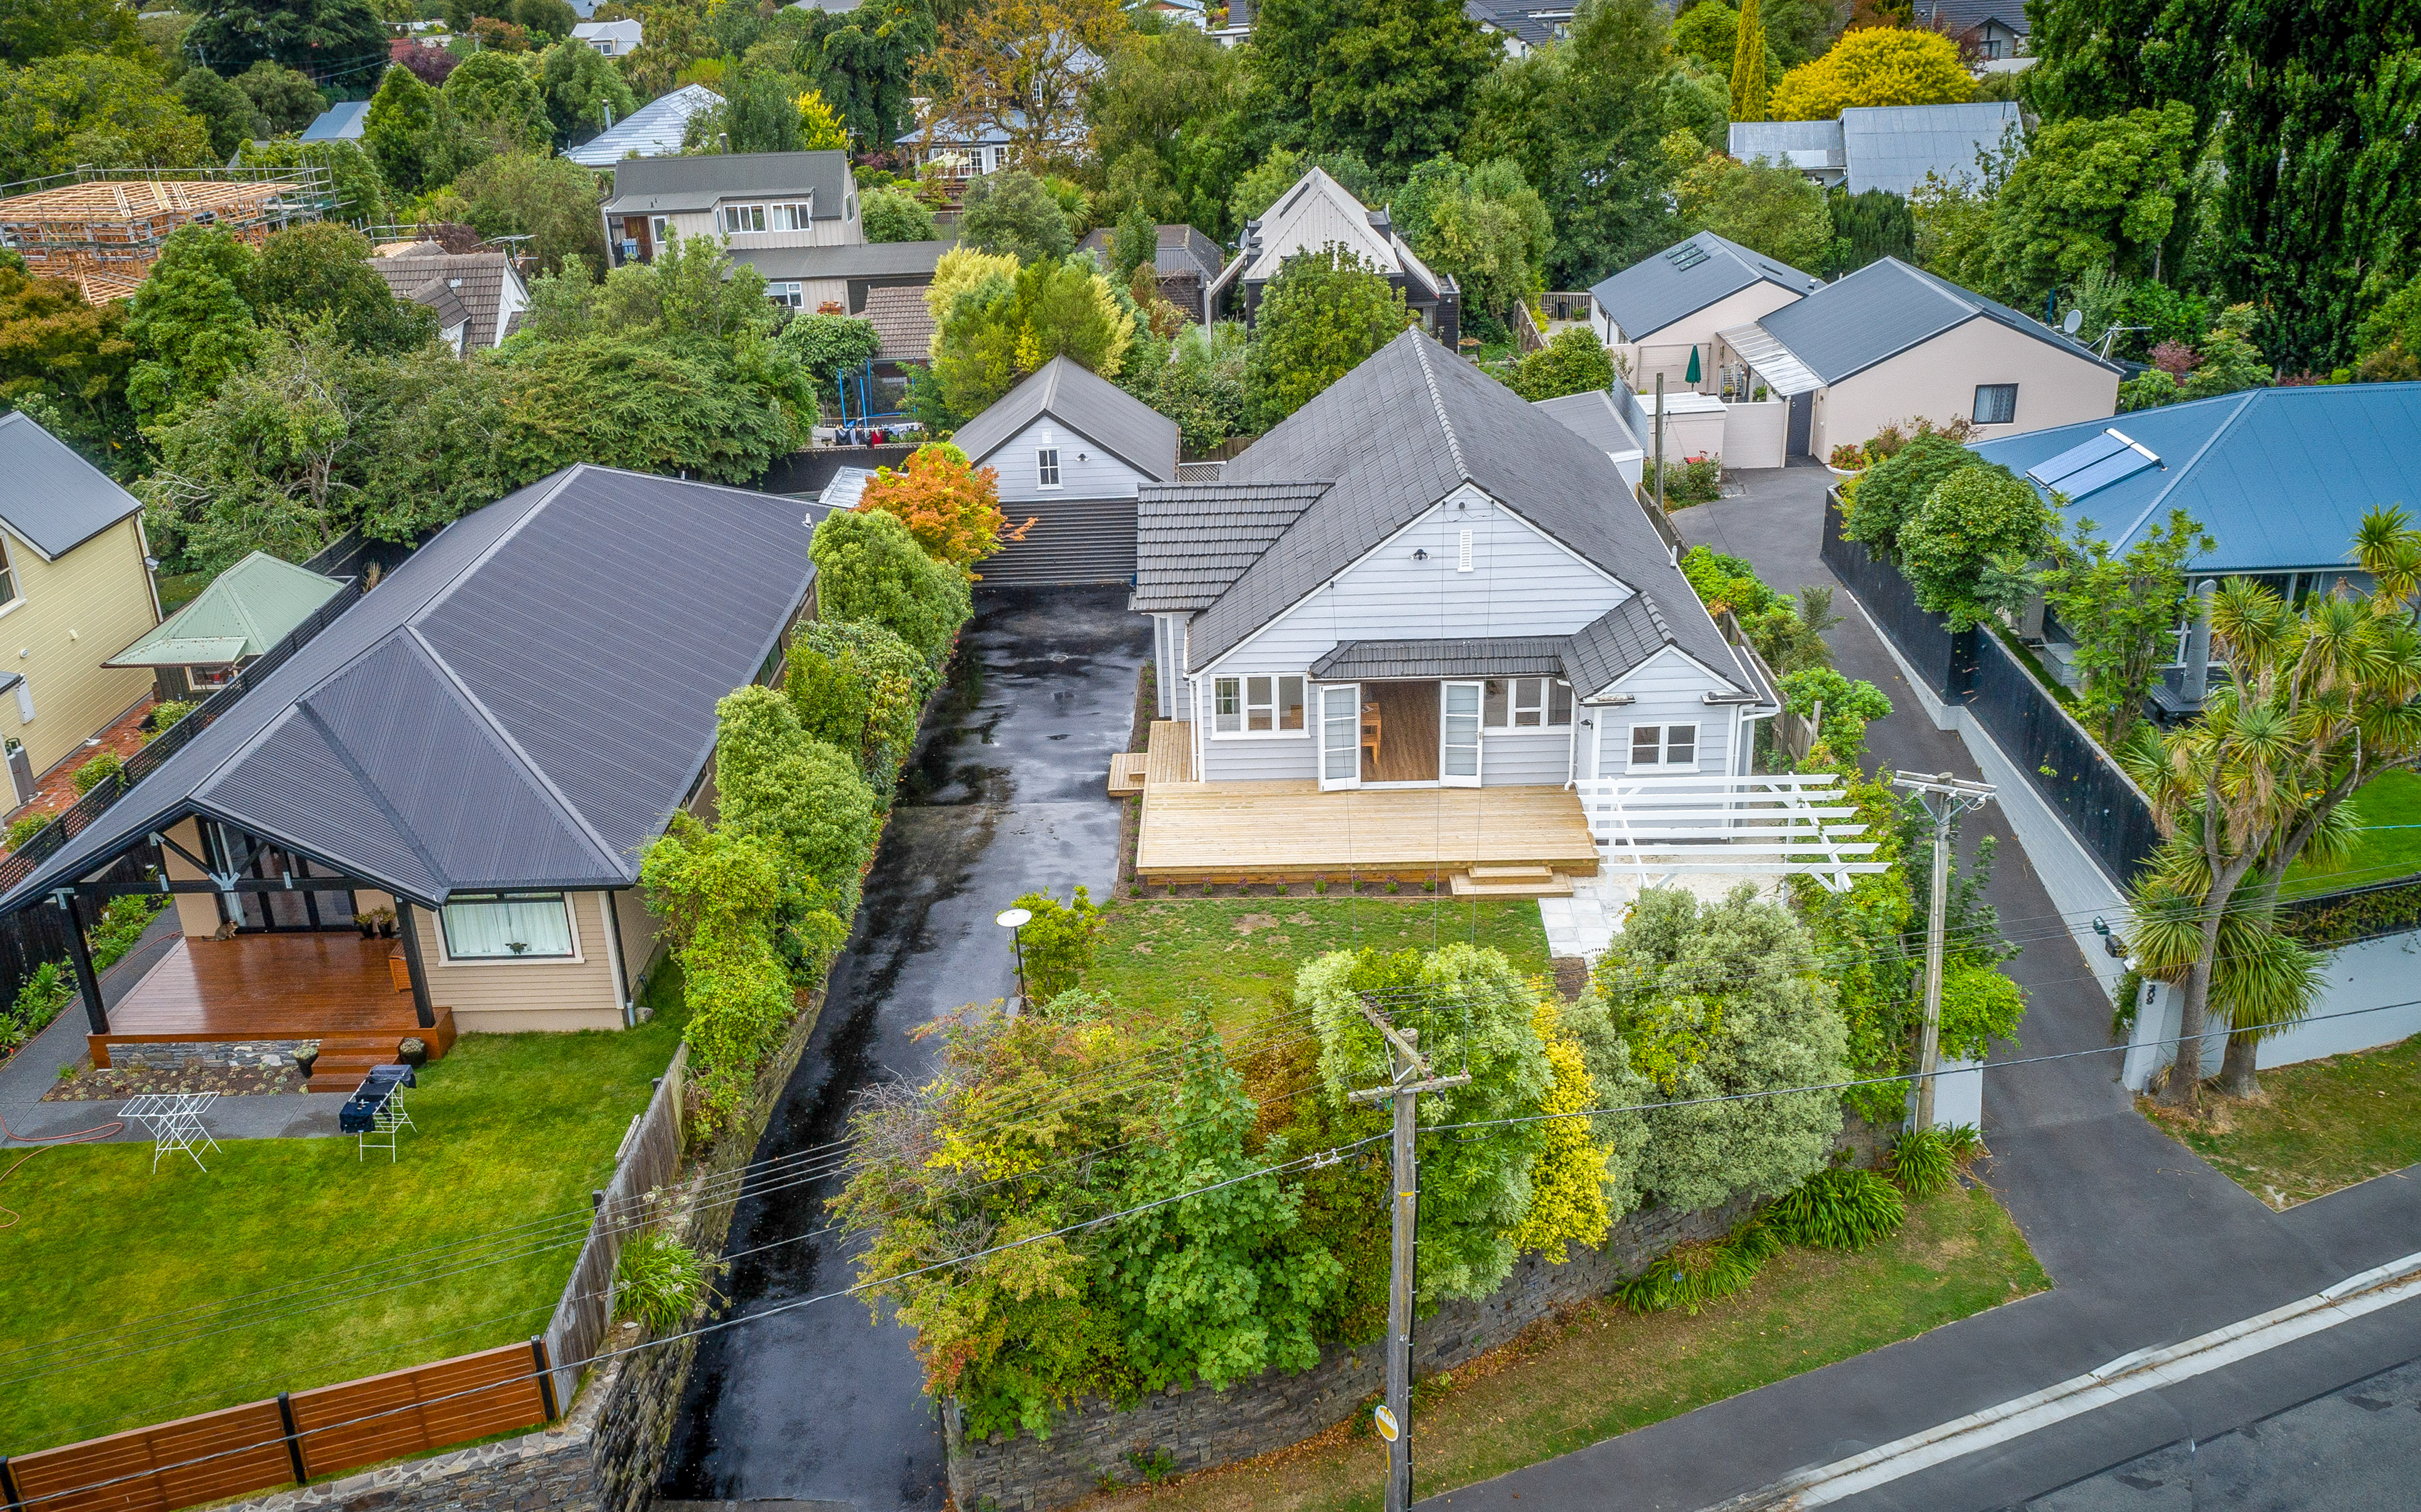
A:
[2027,430,2130,488]
[2054,446,2162,500]
[1666,243,1709,271]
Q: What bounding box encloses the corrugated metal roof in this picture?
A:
[1838,102,2023,196]
[0,409,142,560]
[2,467,823,912]
[1587,231,1820,344]
[1972,384,2421,576]
[1716,320,1824,397]
[948,356,1180,482]
[106,552,346,669]
[1532,389,1645,459]
[1754,256,2120,386]
[730,239,951,282]
[1175,330,1748,694]
[299,101,369,142]
[1728,119,1844,171]
[1131,480,1330,612]
[600,148,852,216]
[566,84,721,167]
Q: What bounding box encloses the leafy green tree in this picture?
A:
[0,0,148,66]
[1778,666,1892,757]
[1130,317,1248,451]
[1837,429,1968,561]
[452,152,608,273]
[1248,0,1500,179]
[233,136,389,230]
[1591,884,1846,1211]
[859,187,935,243]
[499,335,797,484]
[0,256,138,475]
[2024,0,2225,129]
[1223,145,1375,231]
[178,68,262,159]
[1983,101,2193,304]
[714,682,879,936]
[1108,203,1155,282]
[2175,304,2271,400]
[126,225,260,431]
[1390,155,1552,323]
[683,65,820,154]
[784,616,932,792]
[1506,327,1615,401]
[778,313,884,398]
[640,815,797,1131]
[255,222,437,354]
[1244,247,1405,429]
[2040,508,2208,752]
[1897,462,2050,630]
[1730,0,1770,122]
[1007,886,1101,999]
[1677,149,1831,273]
[1825,186,1914,276]
[793,0,935,149]
[442,48,551,155]
[0,52,212,185]
[362,62,461,197]
[1770,25,1972,119]
[2354,273,2421,381]
[930,256,1134,423]
[1085,20,1251,236]
[957,169,1074,264]
[808,505,973,669]
[536,38,631,147]
[185,0,388,73]
[237,61,326,135]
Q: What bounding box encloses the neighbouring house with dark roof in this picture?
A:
[950,356,1180,586]
[1730,103,2025,197]
[371,241,529,352]
[0,412,161,795]
[565,83,722,168]
[1205,168,1460,348]
[1074,223,1226,324]
[739,238,953,320]
[1462,0,1575,55]
[1588,231,1822,399]
[1130,330,1774,808]
[0,466,828,1085]
[1716,256,2120,460]
[1914,0,2030,62]
[105,550,348,702]
[598,149,864,267]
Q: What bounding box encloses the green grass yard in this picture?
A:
[1088,896,1554,1032]
[2149,1035,2421,1209]
[2284,768,2421,896]
[1088,1185,2048,1512]
[0,1007,685,1456]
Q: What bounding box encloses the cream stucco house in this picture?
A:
[0,412,161,794]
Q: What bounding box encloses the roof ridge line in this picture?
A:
[1410,335,1470,480]
[2114,389,2261,550]
[403,623,625,879]
[293,697,449,902]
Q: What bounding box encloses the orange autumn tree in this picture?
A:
[855,443,1033,577]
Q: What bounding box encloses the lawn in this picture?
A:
[1088,896,1553,1031]
[1087,1185,2048,1512]
[0,1005,687,1456]
[2146,1035,2421,1209]
[2283,768,2421,896]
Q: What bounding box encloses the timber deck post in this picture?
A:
[394,899,437,1030]
[55,892,106,1035]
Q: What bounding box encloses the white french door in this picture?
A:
[1441,681,1482,787]
[1319,683,1361,790]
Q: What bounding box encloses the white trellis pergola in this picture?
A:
[1570,773,1890,893]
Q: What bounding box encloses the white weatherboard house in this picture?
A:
[1121,332,1879,900]
[950,356,1179,587]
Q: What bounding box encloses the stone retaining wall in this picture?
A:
[946,1192,1756,1512]
[108,1039,313,1071]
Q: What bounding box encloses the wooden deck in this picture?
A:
[1146,719,1196,785]
[96,934,454,1090]
[1134,781,1600,883]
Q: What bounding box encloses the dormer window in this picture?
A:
[722,203,766,233]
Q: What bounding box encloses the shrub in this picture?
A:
[5,814,51,851]
[1010,886,1102,1000]
[1836,430,1969,561]
[810,507,973,671]
[1505,328,1614,402]
[1778,667,1892,756]
[1897,462,2051,630]
[1886,1126,1957,1199]
[1828,443,1866,469]
[641,817,797,1131]
[1661,455,1724,506]
[70,752,122,795]
[714,684,878,938]
[144,700,199,740]
[614,1231,720,1332]
[1763,1167,1906,1251]
[7,961,72,1036]
[1618,1219,1779,1314]
[785,618,933,795]
[1505,996,1618,1260]
[856,444,1021,576]
[89,896,165,968]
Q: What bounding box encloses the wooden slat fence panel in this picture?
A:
[287,1345,544,1483]
[8,1401,291,1512]
[542,1042,685,1409]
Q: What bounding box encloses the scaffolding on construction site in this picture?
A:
[0,162,341,302]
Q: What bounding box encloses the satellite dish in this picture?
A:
[2063,309,2084,335]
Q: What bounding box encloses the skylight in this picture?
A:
[1665,243,1709,271]
[2027,427,2160,498]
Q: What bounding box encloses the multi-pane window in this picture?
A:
[721,203,767,234]
[1482,677,1574,729]
[1629,723,1699,769]
[441,892,575,959]
[1036,448,1061,488]
[1211,675,1306,734]
[769,202,814,231]
[1972,383,2018,425]
[766,281,804,308]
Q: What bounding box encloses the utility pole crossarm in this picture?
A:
[1346,1072,1473,1104]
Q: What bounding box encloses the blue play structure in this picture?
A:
[833,357,916,446]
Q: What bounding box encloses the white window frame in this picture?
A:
[1627,722,1701,772]
[1482,676,1573,731]
[1209,673,1306,737]
[1973,382,2018,425]
[1035,447,1061,489]
[1440,680,1483,787]
[0,535,17,611]
[766,281,804,309]
[1318,682,1361,789]
[769,201,814,231]
[437,891,584,965]
[721,203,768,234]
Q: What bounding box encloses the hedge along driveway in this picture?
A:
[0,1007,685,1456]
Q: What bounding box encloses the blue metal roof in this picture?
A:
[299,101,369,142]
[1969,384,2421,575]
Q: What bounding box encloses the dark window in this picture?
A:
[1973,384,2018,425]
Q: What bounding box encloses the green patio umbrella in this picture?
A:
[1684,345,1702,384]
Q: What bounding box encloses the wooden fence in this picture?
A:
[541,1042,687,1410]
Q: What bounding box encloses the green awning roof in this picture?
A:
[107,550,346,669]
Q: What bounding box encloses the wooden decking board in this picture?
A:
[1107,752,1149,796]
[1144,720,1196,786]
[91,935,455,1081]
[1136,781,1600,881]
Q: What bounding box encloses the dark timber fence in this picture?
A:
[1821,495,2163,886]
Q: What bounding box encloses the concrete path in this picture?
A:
[0,909,352,1144]
[656,588,1148,1512]
[1426,463,2421,1511]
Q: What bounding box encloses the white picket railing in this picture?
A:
[1571,773,1889,892]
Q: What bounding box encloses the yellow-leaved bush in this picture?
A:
[1505,996,1615,1261]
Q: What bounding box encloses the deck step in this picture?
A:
[1467,864,1555,881]
[1107,751,1149,797]
[1450,871,1574,898]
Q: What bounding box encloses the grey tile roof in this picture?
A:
[948,356,1180,482]
[1756,256,2123,385]
[1532,389,1643,459]
[566,84,722,167]
[1131,480,1331,612]
[1916,0,2028,34]
[1587,231,1820,344]
[601,149,855,217]
[373,244,519,351]
[1182,330,1747,693]
[1309,636,1569,681]
[1461,0,1570,45]
[1564,594,1679,696]
[1837,102,2023,197]
[860,283,934,362]
[0,409,142,559]
[730,239,952,282]
[2,467,822,913]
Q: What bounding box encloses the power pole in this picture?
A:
[1889,771,1996,1129]
[1347,999,1470,1512]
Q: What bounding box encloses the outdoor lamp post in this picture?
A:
[996,907,1032,1012]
